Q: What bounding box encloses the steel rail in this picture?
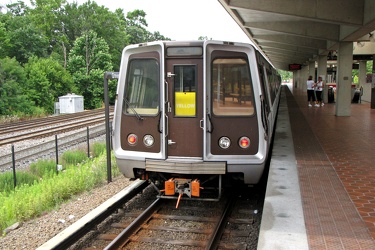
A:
[36,179,149,250]
[205,196,236,250]
[104,198,163,250]
[0,108,111,131]
[103,195,235,249]
[0,116,112,146]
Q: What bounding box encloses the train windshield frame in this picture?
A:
[123,58,160,116]
[211,57,255,116]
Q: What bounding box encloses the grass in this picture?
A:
[0,109,48,124]
[0,142,120,233]
[0,172,39,195]
[61,149,88,166]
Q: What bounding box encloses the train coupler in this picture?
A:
[162,178,203,208]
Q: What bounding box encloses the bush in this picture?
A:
[29,160,57,178]
[29,106,48,118]
[0,172,39,194]
[61,150,87,166]
[91,142,106,157]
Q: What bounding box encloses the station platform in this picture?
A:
[258,84,375,249]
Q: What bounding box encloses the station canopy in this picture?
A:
[219,0,375,71]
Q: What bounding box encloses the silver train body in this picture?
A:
[112,40,281,186]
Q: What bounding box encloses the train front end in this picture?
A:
[112,41,269,200]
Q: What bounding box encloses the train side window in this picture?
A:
[266,68,276,104]
[174,65,197,117]
[258,65,270,114]
[124,59,159,116]
[212,58,254,116]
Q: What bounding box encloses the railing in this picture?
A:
[0,123,108,189]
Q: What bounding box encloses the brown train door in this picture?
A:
[165,58,203,158]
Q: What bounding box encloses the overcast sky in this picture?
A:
[77,0,250,42]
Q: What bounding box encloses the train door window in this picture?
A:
[212,58,254,116]
[174,65,197,117]
[124,59,159,116]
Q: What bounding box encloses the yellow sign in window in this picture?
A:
[175,92,196,116]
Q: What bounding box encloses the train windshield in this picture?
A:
[124,59,159,116]
[212,58,254,116]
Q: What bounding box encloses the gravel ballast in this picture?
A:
[0,176,132,250]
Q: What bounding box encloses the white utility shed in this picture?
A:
[58,93,84,114]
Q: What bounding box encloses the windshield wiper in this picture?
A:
[124,98,143,121]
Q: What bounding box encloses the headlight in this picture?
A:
[143,134,154,147]
[219,136,231,149]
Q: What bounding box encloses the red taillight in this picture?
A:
[127,134,137,145]
[239,137,250,149]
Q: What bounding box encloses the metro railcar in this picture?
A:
[112,40,281,201]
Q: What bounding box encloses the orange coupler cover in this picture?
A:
[192,179,200,197]
[165,178,175,195]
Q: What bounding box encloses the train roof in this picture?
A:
[125,40,276,69]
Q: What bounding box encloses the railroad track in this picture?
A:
[0,116,110,147]
[104,198,256,249]
[81,187,261,249]
[103,198,238,249]
[37,182,264,250]
[0,108,113,147]
[0,108,112,133]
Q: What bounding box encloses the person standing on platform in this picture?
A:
[315,76,324,107]
[306,75,316,107]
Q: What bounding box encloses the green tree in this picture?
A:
[29,0,67,52]
[2,1,169,70]
[125,9,151,44]
[278,70,292,82]
[62,1,127,71]
[4,1,30,16]
[0,57,36,116]
[68,30,113,109]
[0,21,10,58]
[123,10,170,45]
[1,4,49,64]
[8,16,49,64]
[149,31,170,41]
[1,0,170,114]
[24,56,75,113]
